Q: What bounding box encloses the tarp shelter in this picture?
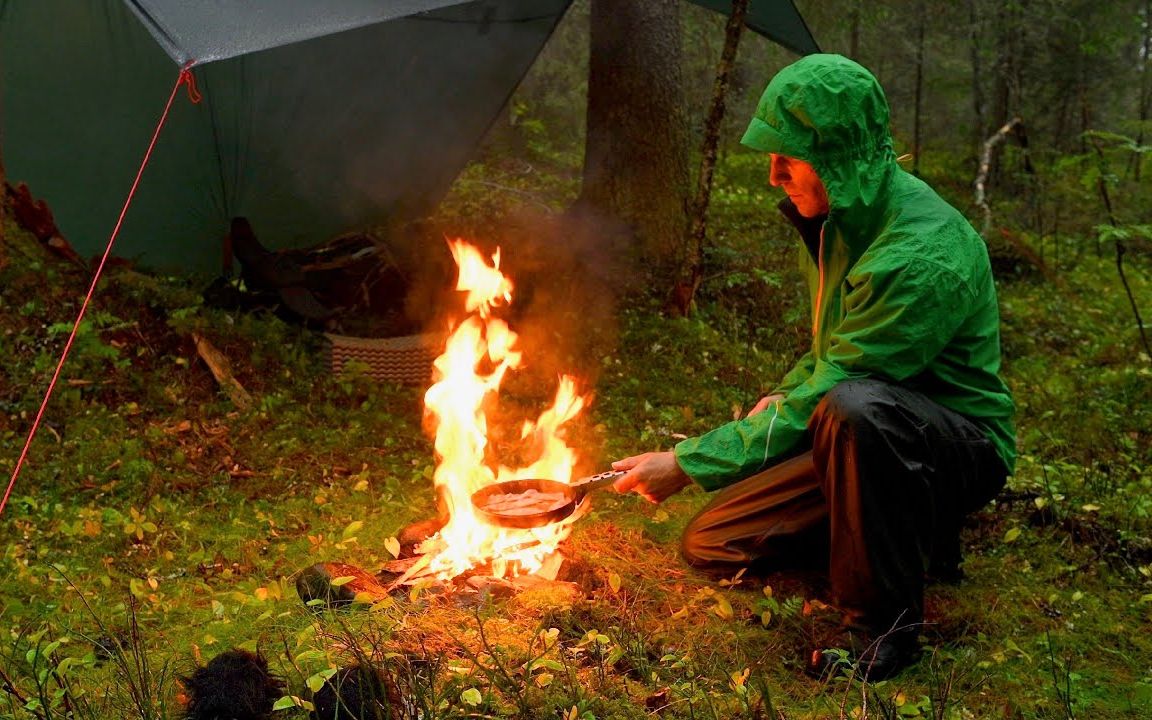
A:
[0,1,818,274]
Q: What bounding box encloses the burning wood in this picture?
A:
[295,240,593,610]
[411,240,591,582]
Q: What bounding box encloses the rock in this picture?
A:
[311,664,405,720]
[295,562,391,610]
[180,649,284,720]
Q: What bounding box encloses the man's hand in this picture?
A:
[746,393,785,418]
[611,451,692,503]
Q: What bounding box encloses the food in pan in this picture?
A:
[481,488,568,516]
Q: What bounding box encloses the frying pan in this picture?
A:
[470,470,626,529]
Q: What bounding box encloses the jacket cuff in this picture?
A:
[674,436,735,492]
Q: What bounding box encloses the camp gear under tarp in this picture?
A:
[0,1,818,273]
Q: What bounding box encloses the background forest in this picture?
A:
[1,1,1150,719]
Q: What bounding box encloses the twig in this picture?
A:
[975,117,1022,237]
[455,179,555,213]
[382,552,434,592]
[0,665,33,712]
[1088,137,1152,361]
[673,0,750,316]
[192,333,254,409]
[54,568,170,720]
[1044,629,1077,720]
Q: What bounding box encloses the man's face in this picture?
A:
[769,154,830,218]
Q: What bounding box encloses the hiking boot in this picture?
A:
[804,626,920,682]
[926,531,965,585]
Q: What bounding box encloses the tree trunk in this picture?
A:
[988,0,1023,188]
[849,0,862,58]
[0,139,6,252]
[672,0,749,316]
[968,0,987,156]
[912,0,926,176]
[579,0,689,278]
[1133,0,1151,181]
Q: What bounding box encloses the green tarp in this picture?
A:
[0,0,818,273]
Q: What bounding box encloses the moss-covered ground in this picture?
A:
[1,150,1150,719]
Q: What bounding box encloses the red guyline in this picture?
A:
[1,62,201,519]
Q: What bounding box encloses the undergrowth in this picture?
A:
[1,145,1150,719]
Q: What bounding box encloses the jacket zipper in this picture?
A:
[812,223,826,338]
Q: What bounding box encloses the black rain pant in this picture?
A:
[681,379,1007,633]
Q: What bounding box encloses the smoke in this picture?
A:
[398,203,633,470]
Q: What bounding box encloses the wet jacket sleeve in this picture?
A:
[770,350,815,396]
[675,256,973,491]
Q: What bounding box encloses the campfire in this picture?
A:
[391,240,591,587]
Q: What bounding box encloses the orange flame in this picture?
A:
[419,240,587,580]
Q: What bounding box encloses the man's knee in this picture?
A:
[680,518,719,569]
[680,514,751,572]
[811,379,892,432]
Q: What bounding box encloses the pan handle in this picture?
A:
[571,470,627,501]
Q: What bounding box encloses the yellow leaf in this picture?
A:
[342,521,364,540]
[306,669,337,694]
[1004,527,1021,543]
[535,672,554,687]
[329,576,356,587]
[384,537,401,558]
[713,595,734,620]
[460,688,482,706]
[607,572,622,594]
[254,587,270,601]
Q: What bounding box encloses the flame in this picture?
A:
[419,239,587,580]
[449,241,513,318]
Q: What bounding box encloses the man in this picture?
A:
[611,54,1015,680]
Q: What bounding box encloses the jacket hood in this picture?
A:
[741,54,896,226]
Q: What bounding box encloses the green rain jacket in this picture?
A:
[675,54,1016,491]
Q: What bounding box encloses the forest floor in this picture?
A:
[1,153,1151,719]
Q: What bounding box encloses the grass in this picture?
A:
[1,149,1151,719]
